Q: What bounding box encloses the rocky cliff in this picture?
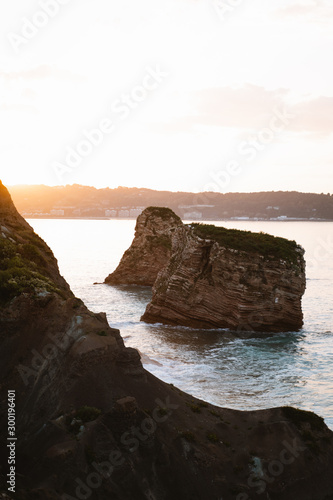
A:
[107,207,306,332]
[105,207,183,286]
[1,185,332,500]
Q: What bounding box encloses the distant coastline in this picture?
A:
[9,185,333,221]
[25,215,333,222]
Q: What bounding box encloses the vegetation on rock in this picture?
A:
[144,206,182,223]
[75,406,102,423]
[190,223,303,264]
[0,236,62,305]
[146,234,172,250]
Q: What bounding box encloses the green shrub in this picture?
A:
[198,401,208,408]
[146,234,172,250]
[180,431,196,442]
[0,237,61,306]
[190,223,302,264]
[145,206,182,223]
[207,432,219,443]
[75,406,102,423]
[186,403,201,414]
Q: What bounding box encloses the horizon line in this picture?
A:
[4,183,333,197]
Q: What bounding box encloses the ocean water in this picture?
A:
[28,219,333,429]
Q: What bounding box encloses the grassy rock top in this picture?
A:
[138,206,303,265]
[190,223,303,264]
[143,206,182,224]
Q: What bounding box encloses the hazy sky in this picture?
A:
[0,0,332,193]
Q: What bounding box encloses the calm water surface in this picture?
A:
[28,219,333,429]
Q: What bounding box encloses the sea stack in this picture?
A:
[3,185,333,500]
[106,206,306,332]
[105,207,183,286]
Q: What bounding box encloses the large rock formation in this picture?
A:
[1,185,332,500]
[106,207,306,332]
[105,207,183,286]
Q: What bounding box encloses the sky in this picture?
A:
[0,0,332,194]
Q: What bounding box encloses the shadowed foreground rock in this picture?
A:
[1,184,332,500]
[106,207,306,332]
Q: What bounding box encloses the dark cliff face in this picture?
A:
[106,206,306,332]
[1,185,333,500]
[0,181,144,496]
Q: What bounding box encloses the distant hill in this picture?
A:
[7,184,333,220]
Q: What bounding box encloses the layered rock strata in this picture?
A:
[105,207,183,286]
[1,186,331,500]
[107,207,306,332]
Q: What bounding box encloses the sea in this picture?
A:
[27,219,333,430]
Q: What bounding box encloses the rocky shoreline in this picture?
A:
[1,184,332,500]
